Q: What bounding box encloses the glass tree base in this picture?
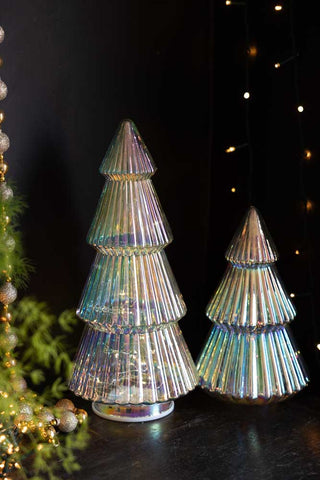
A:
[92,401,174,422]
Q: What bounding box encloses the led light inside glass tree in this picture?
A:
[69,119,198,421]
[197,206,308,404]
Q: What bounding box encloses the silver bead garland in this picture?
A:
[0,282,17,304]
[0,131,10,154]
[0,182,13,201]
[58,411,78,433]
[0,79,7,101]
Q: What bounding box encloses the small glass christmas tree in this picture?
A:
[197,206,308,404]
[69,119,198,421]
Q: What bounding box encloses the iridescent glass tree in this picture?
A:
[69,120,198,421]
[197,207,308,404]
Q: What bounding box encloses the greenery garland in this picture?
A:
[0,187,89,479]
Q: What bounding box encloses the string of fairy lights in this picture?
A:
[222,1,319,355]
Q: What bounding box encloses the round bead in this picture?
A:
[0,182,13,201]
[0,162,8,175]
[58,411,78,433]
[3,234,15,252]
[0,131,10,153]
[55,398,75,412]
[12,377,27,392]
[0,110,5,123]
[18,403,33,421]
[6,331,18,349]
[0,79,7,101]
[0,27,4,44]
[0,282,17,304]
[74,408,88,424]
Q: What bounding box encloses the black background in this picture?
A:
[1,1,320,381]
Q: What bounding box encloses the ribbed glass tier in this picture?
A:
[88,179,172,254]
[206,264,295,328]
[100,119,157,180]
[69,323,198,405]
[226,207,278,266]
[77,250,186,332]
[197,324,308,404]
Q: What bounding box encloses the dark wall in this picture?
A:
[1,1,320,377]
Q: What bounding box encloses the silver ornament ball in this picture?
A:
[12,377,27,392]
[19,403,33,421]
[0,282,17,304]
[3,234,15,252]
[0,79,8,101]
[38,409,55,424]
[0,131,10,154]
[0,182,13,201]
[6,331,18,349]
[58,411,78,433]
[0,27,4,44]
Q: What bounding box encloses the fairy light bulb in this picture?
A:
[297,105,304,113]
[231,187,236,193]
[226,0,231,5]
[274,62,280,69]
[225,146,236,153]
[317,344,320,351]
[306,200,313,212]
[295,250,300,255]
[304,149,312,160]
[243,91,250,99]
[247,45,258,57]
[274,5,283,11]
[290,293,295,298]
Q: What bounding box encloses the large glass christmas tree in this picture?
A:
[197,206,308,404]
[69,119,198,421]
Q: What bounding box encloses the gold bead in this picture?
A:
[74,408,88,424]
[0,58,3,68]
[0,163,8,175]
[0,111,4,124]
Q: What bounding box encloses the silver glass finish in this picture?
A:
[197,206,308,404]
[69,119,198,420]
[77,250,186,332]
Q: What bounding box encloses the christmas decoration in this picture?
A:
[197,206,309,404]
[70,119,198,422]
[0,26,88,479]
[0,79,7,101]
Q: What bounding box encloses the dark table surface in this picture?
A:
[63,388,320,480]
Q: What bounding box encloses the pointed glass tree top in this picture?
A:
[226,206,278,266]
[99,119,157,179]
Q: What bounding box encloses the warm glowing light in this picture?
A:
[297,105,304,112]
[304,149,312,160]
[247,45,258,57]
[274,5,283,11]
[306,200,313,212]
[226,146,236,153]
[226,0,231,4]
[317,344,320,351]
[243,91,250,99]
[295,250,300,255]
[290,293,295,298]
[231,187,236,193]
[274,62,280,69]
